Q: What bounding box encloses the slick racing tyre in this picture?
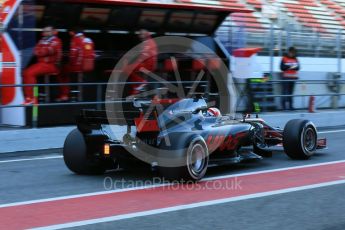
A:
[283,119,317,160]
[158,136,209,182]
[63,129,105,175]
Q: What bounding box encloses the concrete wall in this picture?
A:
[255,56,345,109]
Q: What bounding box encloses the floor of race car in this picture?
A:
[0,130,344,230]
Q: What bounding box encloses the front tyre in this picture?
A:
[159,136,209,182]
[283,119,317,159]
[63,129,105,174]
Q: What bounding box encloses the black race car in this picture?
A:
[63,98,327,181]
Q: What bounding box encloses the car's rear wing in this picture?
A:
[76,101,142,133]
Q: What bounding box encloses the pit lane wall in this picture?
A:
[242,56,345,109]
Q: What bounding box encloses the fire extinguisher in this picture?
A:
[308,96,315,113]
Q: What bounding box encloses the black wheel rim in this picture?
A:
[188,143,207,178]
[303,127,316,154]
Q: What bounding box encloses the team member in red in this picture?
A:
[23,26,62,105]
[56,29,95,101]
[124,29,157,95]
[280,47,300,110]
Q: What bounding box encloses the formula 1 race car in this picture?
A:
[63,98,327,181]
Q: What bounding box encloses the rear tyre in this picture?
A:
[283,119,317,160]
[63,129,106,174]
[158,136,209,182]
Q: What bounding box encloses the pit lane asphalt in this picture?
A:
[68,184,345,230]
[0,130,344,230]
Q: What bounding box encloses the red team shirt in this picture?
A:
[280,56,300,79]
[135,37,157,71]
[69,34,95,72]
[34,36,62,66]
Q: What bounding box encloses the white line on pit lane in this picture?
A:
[0,156,62,164]
[31,179,345,230]
[318,129,345,134]
[2,159,345,209]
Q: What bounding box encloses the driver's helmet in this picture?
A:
[207,108,221,117]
